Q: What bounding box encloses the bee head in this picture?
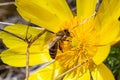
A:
[64,29,70,36]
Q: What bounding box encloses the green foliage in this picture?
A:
[104,44,120,80]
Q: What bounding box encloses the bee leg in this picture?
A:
[59,45,63,53]
[90,71,93,80]
[58,41,63,53]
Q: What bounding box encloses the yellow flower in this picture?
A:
[0,24,53,66]
[0,0,120,80]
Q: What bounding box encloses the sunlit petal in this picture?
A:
[64,70,90,80]
[99,20,120,45]
[0,24,54,48]
[95,0,120,27]
[93,45,110,65]
[15,0,73,32]
[0,45,51,67]
[0,24,46,48]
[92,63,115,80]
[76,0,97,20]
[29,61,64,80]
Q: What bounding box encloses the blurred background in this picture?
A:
[0,0,120,80]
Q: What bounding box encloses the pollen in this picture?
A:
[56,17,99,74]
[58,17,79,31]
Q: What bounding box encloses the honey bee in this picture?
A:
[49,29,70,59]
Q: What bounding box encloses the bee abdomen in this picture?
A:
[49,48,57,59]
[49,41,58,59]
[49,52,56,59]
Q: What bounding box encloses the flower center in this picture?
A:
[56,17,99,73]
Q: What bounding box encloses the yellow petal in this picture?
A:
[112,37,120,45]
[95,0,120,27]
[0,24,54,67]
[92,63,115,80]
[64,70,90,80]
[77,0,97,20]
[64,63,114,80]
[15,0,73,32]
[0,45,52,67]
[93,45,110,65]
[0,24,46,48]
[111,23,120,45]
[99,20,120,45]
[29,61,64,80]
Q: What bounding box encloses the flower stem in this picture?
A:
[0,21,14,25]
[0,2,14,6]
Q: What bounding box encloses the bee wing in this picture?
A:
[48,40,57,49]
[42,31,55,47]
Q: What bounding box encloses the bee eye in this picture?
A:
[64,29,70,36]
